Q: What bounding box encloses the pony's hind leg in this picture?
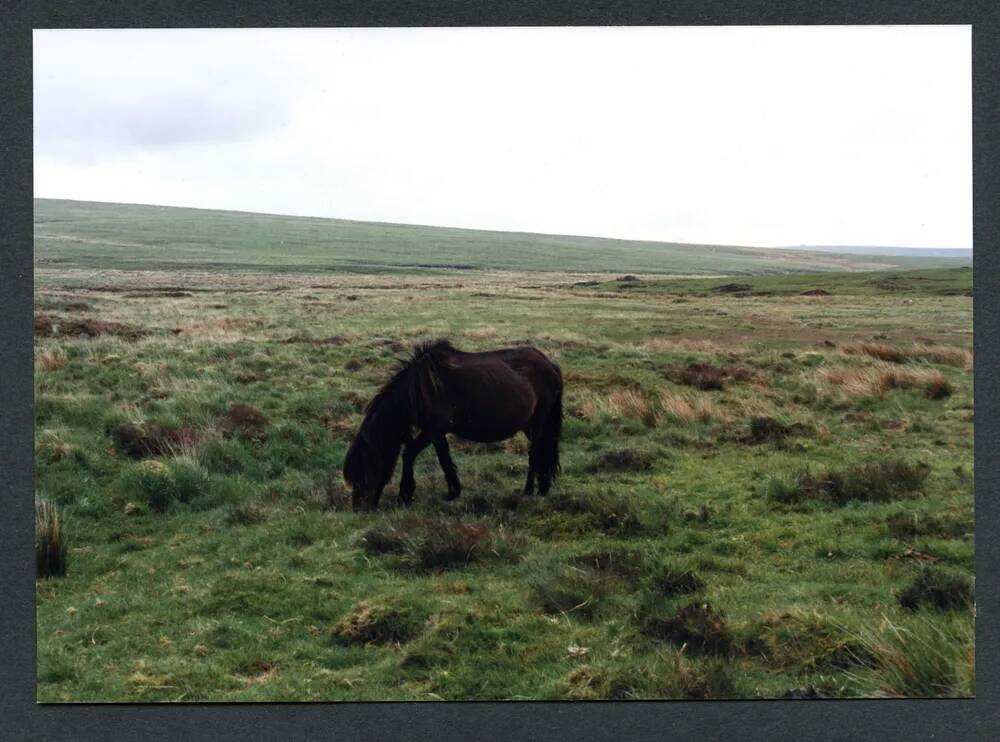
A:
[522,442,537,497]
[433,437,462,500]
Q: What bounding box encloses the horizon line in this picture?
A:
[32,196,973,253]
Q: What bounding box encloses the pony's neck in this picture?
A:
[362,378,412,443]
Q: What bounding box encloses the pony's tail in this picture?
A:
[536,387,562,493]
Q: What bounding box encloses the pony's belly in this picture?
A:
[451,421,523,443]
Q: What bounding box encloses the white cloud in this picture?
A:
[33,26,971,248]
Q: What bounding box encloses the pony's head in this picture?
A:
[342,385,408,511]
[342,339,451,511]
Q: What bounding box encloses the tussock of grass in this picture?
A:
[531,488,666,537]
[898,565,974,612]
[36,499,67,579]
[110,420,202,459]
[639,600,732,654]
[823,364,952,400]
[587,446,659,472]
[225,502,269,526]
[360,515,524,571]
[656,389,725,424]
[331,599,427,645]
[846,616,974,697]
[663,362,752,391]
[221,403,269,440]
[527,558,610,618]
[762,459,929,506]
[116,458,237,513]
[885,509,972,540]
[35,345,68,372]
[843,342,972,368]
[562,652,744,700]
[746,416,812,444]
[35,429,80,462]
[572,546,704,597]
[750,610,872,671]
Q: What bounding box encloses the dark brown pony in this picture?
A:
[342,340,562,511]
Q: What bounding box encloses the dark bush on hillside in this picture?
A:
[898,566,974,612]
[640,600,732,654]
[331,599,426,645]
[36,499,67,579]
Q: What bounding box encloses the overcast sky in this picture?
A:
[34,26,971,248]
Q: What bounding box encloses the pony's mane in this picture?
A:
[362,338,459,420]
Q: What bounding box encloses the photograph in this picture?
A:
[32,25,973,702]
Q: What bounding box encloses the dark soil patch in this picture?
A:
[110,421,201,458]
[221,403,269,440]
[63,302,91,311]
[616,275,640,282]
[34,313,148,341]
[801,289,831,296]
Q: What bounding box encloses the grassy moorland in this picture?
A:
[34,262,973,702]
[34,198,968,275]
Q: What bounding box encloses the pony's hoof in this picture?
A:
[444,489,461,501]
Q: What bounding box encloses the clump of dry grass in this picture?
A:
[822,364,952,400]
[36,499,67,579]
[35,345,68,372]
[843,343,972,369]
[844,616,974,697]
[331,600,426,645]
[656,390,727,424]
[35,430,78,461]
[573,389,654,425]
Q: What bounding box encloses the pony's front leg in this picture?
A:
[433,437,462,500]
[399,431,433,506]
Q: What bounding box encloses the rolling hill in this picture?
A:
[34,199,970,275]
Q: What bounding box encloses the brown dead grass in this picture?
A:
[35,345,68,372]
[843,343,972,369]
[822,364,952,400]
[657,390,728,424]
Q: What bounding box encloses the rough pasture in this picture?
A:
[34,266,973,701]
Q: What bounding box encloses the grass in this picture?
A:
[33,229,973,700]
[34,198,967,275]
